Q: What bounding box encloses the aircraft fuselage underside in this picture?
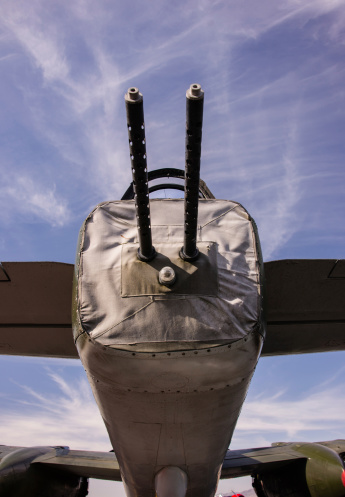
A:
[76,328,263,497]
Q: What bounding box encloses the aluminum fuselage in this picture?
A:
[73,198,265,497]
[76,328,263,497]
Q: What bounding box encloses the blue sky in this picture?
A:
[1,1,345,495]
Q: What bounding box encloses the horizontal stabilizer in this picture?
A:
[0,260,344,358]
[263,259,345,356]
[0,262,77,358]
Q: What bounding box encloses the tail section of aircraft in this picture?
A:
[72,84,265,497]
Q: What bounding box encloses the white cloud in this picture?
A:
[235,383,345,445]
[1,370,109,450]
[258,125,302,259]
[0,365,124,497]
[2,6,69,82]
[3,176,70,227]
[0,1,343,252]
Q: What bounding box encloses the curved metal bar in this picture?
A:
[122,168,214,200]
[148,183,185,194]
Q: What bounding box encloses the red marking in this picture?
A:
[341,469,345,487]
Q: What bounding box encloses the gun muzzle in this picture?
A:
[180,83,204,262]
[125,87,155,261]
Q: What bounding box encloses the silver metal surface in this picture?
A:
[186,83,204,100]
[155,467,188,497]
[125,87,142,103]
[75,328,263,497]
[75,199,262,350]
[159,267,176,286]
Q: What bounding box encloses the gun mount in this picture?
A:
[124,84,206,264]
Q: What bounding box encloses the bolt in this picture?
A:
[159,266,176,286]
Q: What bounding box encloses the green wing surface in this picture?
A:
[33,447,122,481]
[0,445,121,481]
[1,443,301,482]
[221,443,306,478]
[2,441,344,481]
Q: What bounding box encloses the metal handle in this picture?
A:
[121,168,215,200]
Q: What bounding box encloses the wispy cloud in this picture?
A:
[1,370,109,450]
[0,0,344,255]
[234,382,345,448]
[2,176,70,227]
[3,14,69,82]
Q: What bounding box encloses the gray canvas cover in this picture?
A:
[76,199,263,350]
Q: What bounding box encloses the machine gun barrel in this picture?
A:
[180,83,204,262]
[125,87,155,261]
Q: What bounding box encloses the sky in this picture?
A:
[0,0,345,495]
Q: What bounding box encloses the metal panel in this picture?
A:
[220,444,304,479]
[0,262,77,358]
[121,241,218,297]
[78,199,261,348]
[263,259,345,356]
